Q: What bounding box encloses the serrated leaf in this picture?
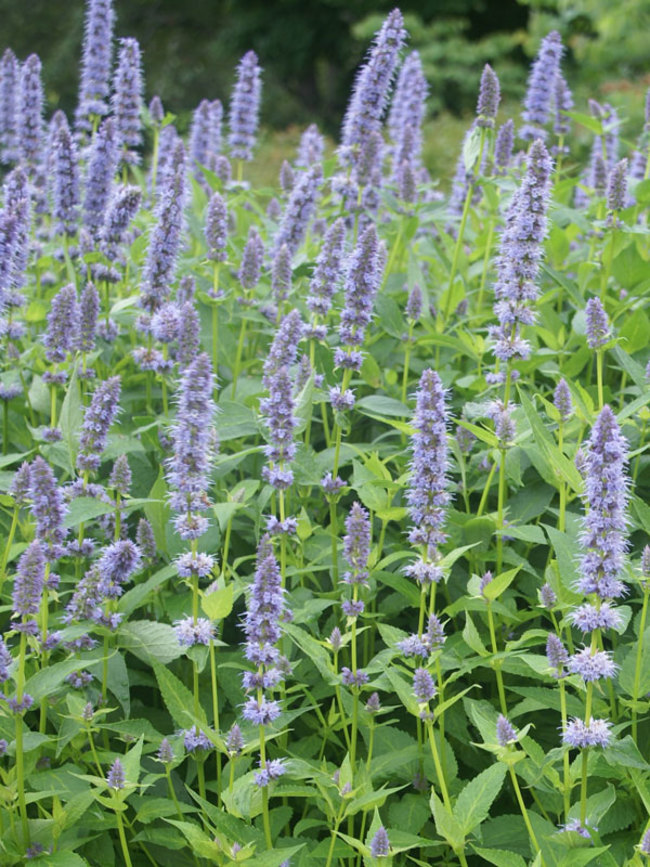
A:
[430,790,464,850]
[202,583,234,620]
[119,620,183,664]
[153,663,207,729]
[454,763,506,835]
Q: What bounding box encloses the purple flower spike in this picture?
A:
[554,378,572,422]
[77,376,121,472]
[29,456,67,556]
[640,828,650,856]
[489,139,553,362]
[271,243,292,305]
[12,540,46,618]
[296,123,324,167]
[563,717,611,749]
[407,369,450,555]
[107,757,125,790]
[136,518,156,560]
[585,297,609,349]
[44,283,79,363]
[307,217,346,319]
[546,633,568,674]
[520,31,564,141]
[228,50,262,162]
[100,185,142,267]
[413,667,436,703]
[494,119,514,174]
[553,73,573,138]
[274,164,322,255]
[260,366,297,491]
[112,38,144,166]
[149,95,164,126]
[140,141,186,314]
[578,406,629,599]
[476,64,500,128]
[75,0,115,136]
[18,54,44,176]
[388,51,427,173]
[176,301,201,370]
[342,502,371,587]
[83,117,118,238]
[607,158,628,212]
[0,49,20,164]
[340,9,406,171]
[52,116,80,237]
[77,282,100,352]
[189,98,212,178]
[205,192,227,262]
[496,714,517,746]
[243,535,285,670]
[239,225,264,290]
[369,826,390,858]
[338,222,383,366]
[166,353,216,528]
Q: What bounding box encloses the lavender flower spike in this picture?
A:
[554,378,572,422]
[0,49,20,164]
[585,297,609,349]
[489,139,553,362]
[140,141,186,314]
[476,64,500,128]
[238,225,264,290]
[75,0,115,135]
[307,217,346,319]
[83,117,118,238]
[343,502,371,587]
[18,54,44,176]
[336,222,383,370]
[205,192,227,262]
[77,377,121,472]
[166,353,216,527]
[112,38,144,166]
[553,73,573,139]
[406,368,450,556]
[369,827,390,858]
[578,405,629,599]
[520,31,563,141]
[607,158,628,213]
[260,366,298,490]
[340,9,406,169]
[189,99,212,177]
[242,535,285,675]
[228,50,262,162]
[274,164,322,255]
[52,116,80,237]
[29,456,67,557]
[494,119,514,174]
[12,540,46,618]
[263,309,304,386]
[296,123,324,167]
[496,714,517,746]
[77,282,100,352]
[44,284,79,363]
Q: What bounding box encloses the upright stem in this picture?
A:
[113,800,134,867]
[632,585,650,744]
[508,765,540,854]
[487,601,507,715]
[14,630,30,845]
[426,719,451,809]
[209,640,222,801]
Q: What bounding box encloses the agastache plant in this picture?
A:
[75,0,115,137]
[112,37,144,167]
[18,54,44,183]
[228,50,262,169]
[0,48,19,164]
[520,30,564,141]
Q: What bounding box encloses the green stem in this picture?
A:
[209,640,223,801]
[401,323,414,407]
[596,349,604,410]
[324,803,345,867]
[559,678,571,822]
[231,315,248,398]
[632,586,650,744]
[580,680,594,825]
[426,719,451,810]
[487,602,507,715]
[259,722,273,848]
[14,630,30,846]
[508,765,540,855]
[113,800,134,867]
[0,505,19,595]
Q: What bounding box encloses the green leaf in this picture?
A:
[356,395,410,418]
[153,663,207,729]
[119,621,183,665]
[463,124,482,172]
[63,497,116,528]
[454,763,507,835]
[201,583,234,620]
[463,612,489,657]
[430,790,464,850]
[518,389,582,493]
[24,657,102,702]
[481,567,520,601]
[471,846,526,867]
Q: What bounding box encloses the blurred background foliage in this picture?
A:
[1,0,648,180]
